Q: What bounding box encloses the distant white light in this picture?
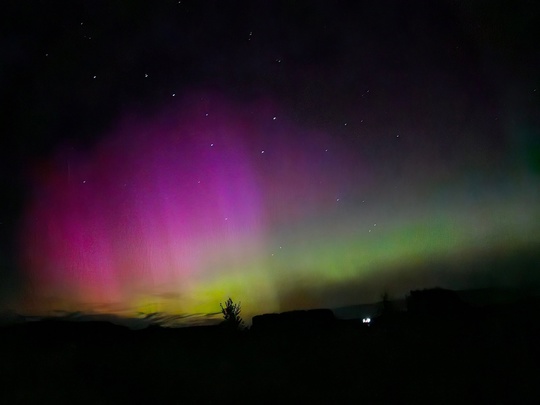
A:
[362,317,371,324]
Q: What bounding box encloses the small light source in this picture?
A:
[362,317,371,324]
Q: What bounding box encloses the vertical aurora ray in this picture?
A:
[19,97,263,315]
[17,95,356,319]
[16,94,540,322]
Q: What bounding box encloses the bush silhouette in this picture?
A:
[220,297,244,330]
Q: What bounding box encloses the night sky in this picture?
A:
[1,1,539,324]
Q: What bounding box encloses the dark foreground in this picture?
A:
[1,302,539,404]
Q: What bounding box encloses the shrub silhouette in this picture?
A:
[220,297,244,330]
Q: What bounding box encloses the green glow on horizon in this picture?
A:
[129,182,540,321]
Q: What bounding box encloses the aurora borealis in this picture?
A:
[2,1,539,324]
[15,92,540,322]
[17,94,363,319]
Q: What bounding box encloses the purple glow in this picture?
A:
[18,94,359,314]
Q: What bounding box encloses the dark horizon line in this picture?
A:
[2,285,539,330]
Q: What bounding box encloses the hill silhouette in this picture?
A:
[1,287,539,403]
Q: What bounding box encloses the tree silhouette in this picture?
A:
[379,291,395,316]
[220,297,244,330]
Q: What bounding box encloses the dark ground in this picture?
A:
[1,297,540,404]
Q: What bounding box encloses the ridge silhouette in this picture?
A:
[1,287,539,402]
